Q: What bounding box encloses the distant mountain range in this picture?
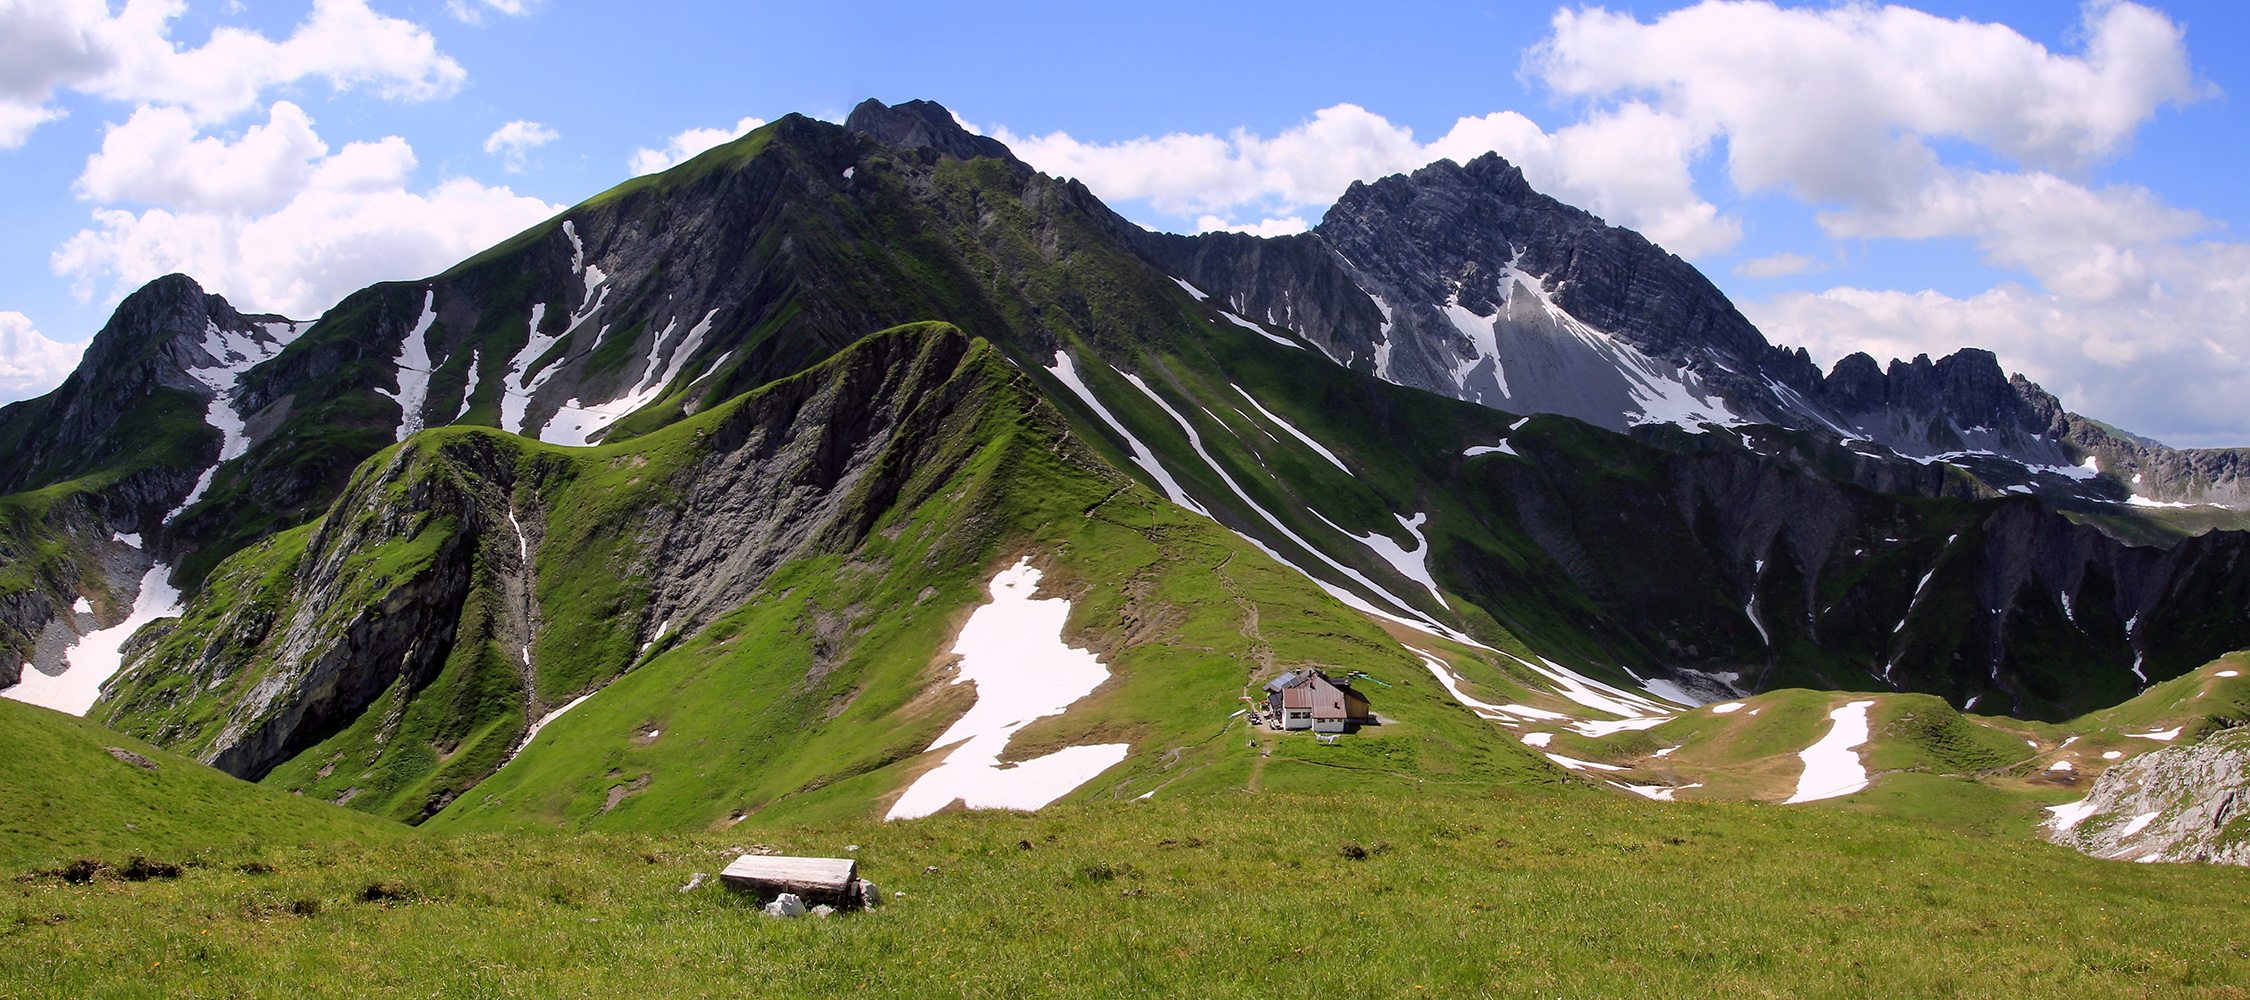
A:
[3,98,2247,833]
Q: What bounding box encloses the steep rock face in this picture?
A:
[2048,726,2250,864]
[0,496,151,687]
[2025,387,2250,509]
[199,438,494,780]
[1460,420,2250,719]
[1130,229,1389,364]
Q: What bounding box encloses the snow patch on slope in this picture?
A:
[1785,700,1876,803]
[378,290,439,442]
[1221,311,1302,350]
[886,559,1129,820]
[498,690,597,771]
[454,350,480,421]
[1047,353,1210,517]
[501,303,559,435]
[1424,267,1745,433]
[1119,369,1449,632]
[1231,384,1347,472]
[2,563,180,716]
[1309,510,1448,610]
[177,316,303,508]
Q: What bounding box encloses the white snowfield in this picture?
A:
[886,559,1128,820]
[501,303,560,435]
[3,561,179,716]
[1545,753,1628,772]
[1415,652,1512,721]
[454,350,481,421]
[1786,700,1876,804]
[1221,311,1303,350]
[1309,509,1449,610]
[1431,267,1745,433]
[1612,780,1699,801]
[542,308,722,446]
[378,290,438,442]
[1231,384,1348,473]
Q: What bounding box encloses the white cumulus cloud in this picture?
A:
[628,115,766,176]
[75,101,326,213]
[0,312,86,404]
[1533,0,2202,205]
[1749,239,2250,449]
[447,0,536,25]
[1734,251,1822,279]
[483,119,558,172]
[54,103,560,319]
[0,0,465,148]
[993,102,1740,257]
[1195,215,1311,238]
[1528,1,2241,443]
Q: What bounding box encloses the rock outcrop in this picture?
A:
[2048,726,2250,865]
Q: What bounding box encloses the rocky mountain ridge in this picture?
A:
[4,100,2250,832]
[1127,151,2244,514]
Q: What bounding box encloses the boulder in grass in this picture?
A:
[763,893,807,918]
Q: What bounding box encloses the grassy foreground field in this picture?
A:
[7,783,2247,999]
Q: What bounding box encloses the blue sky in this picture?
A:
[2,1,2245,446]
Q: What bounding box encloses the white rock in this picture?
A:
[763,893,807,918]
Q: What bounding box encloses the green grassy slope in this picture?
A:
[1551,651,2250,835]
[0,699,401,868]
[431,328,1560,832]
[7,791,2246,998]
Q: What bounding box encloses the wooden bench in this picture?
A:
[719,855,875,908]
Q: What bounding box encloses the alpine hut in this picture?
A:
[1262,670,1374,733]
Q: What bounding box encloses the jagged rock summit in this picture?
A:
[845,98,1020,165]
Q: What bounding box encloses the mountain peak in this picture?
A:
[844,98,1018,164]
